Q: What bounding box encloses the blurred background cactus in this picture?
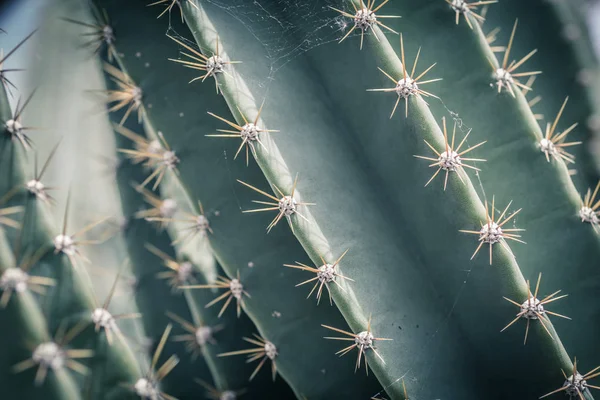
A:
[2,0,600,399]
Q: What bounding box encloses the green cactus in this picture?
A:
[2,0,600,399]
[480,0,600,187]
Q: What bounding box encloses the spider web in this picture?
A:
[162,2,500,398]
[168,0,351,83]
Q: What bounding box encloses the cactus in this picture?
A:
[482,0,600,185]
[2,0,600,399]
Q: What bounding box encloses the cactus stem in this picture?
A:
[367,34,441,118]
[195,379,247,400]
[0,29,36,93]
[445,0,497,29]
[489,19,541,97]
[147,0,199,22]
[322,315,392,375]
[205,101,279,166]
[168,34,241,94]
[100,63,144,125]
[283,249,354,305]
[237,177,315,234]
[166,311,224,360]
[62,7,116,63]
[146,243,196,291]
[180,271,250,318]
[540,358,600,399]
[329,0,401,50]
[414,117,486,191]
[459,197,525,265]
[12,320,94,386]
[217,333,278,381]
[539,97,581,164]
[500,273,570,345]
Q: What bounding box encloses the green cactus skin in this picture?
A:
[139,125,298,399]
[111,105,295,399]
[2,0,600,399]
[379,0,600,380]
[89,0,382,398]
[86,1,299,399]
[170,0,597,397]
[113,141,214,399]
[483,0,600,187]
[0,40,140,400]
[0,228,81,400]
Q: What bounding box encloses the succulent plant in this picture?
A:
[2,0,600,399]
